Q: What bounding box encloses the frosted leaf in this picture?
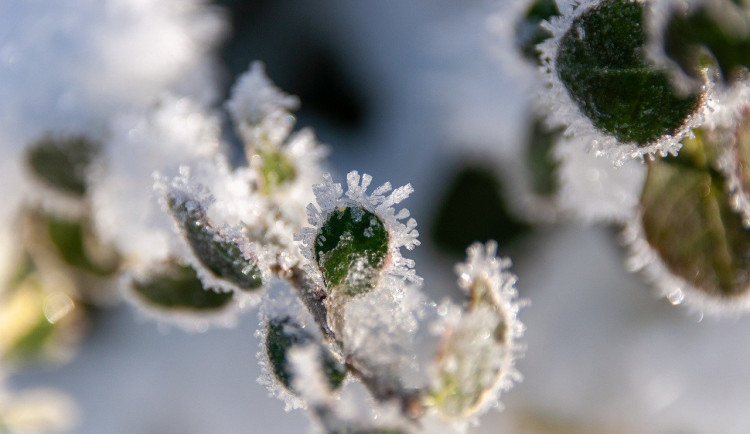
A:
[314,206,389,297]
[264,317,346,394]
[123,260,242,331]
[428,242,525,421]
[226,61,299,143]
[538,0,710,163]
[297,172,421,305]
[161,168,266,295]
[626,128,750,314]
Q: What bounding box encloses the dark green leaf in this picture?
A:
[314,206,388,296]
[132,262,233,310]
[641,131,750,298]
[168,195,263,291]
[431,165,530,257]
[266,317,346,392]
[557,0,701,144]
[26,135,99,196]
[664,0,750,86]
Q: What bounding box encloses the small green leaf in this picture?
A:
[131,262,233,310]
[25,135,99,196]
[45,214,120,277]
[314,206,389,296]
[664,0,750,86]
[526,117,562,197]
[258,149,297,195]
[641,131,750,298]
[556,0,701,144]
[515,0,560,64]
[168,196,263,292]
[266,317,346,392]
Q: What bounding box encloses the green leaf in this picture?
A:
[556,0,701,144]
[258,149,297,195]
[515,0,560,65]
[25,135,99,196]
[432,165,530,257]
[641,130,750,298]
[664,0,750,86]
[314,206,389,296]
[44,213,120,277]
[168,195,263,292]
[131,262,233,310]
[265,317,346,392]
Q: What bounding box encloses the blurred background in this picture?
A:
[7,1,750,433]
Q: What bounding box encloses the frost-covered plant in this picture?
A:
[0,0,225,429]
[496,0,750,314]
[140,64,526,432]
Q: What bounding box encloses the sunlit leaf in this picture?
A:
[641,131,750,298]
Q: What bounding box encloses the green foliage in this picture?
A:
[168,196,263,291]
[664,0,750,85]
[314,206,388,296]
[258,149,297,195]
[131,262,233,310]
[26,135,99,196]
[266,317,346,392]
[556,0,701,144]
[45,214,120,277]
[641,131,750,298]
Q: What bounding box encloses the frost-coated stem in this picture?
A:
[282,264,426,420]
